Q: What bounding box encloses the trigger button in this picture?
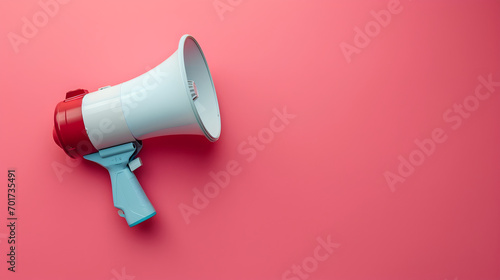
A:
[128,157,143,172]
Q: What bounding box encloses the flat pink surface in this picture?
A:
[1,0,500,279]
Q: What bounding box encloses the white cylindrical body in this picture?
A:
[81,86,136,150]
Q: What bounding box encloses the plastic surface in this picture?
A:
[118,41,198,140]
[81,85,136,150]
[53,89,98,158]
[128,157,142,172]
[83,142,156,227]
[119,34,221,141]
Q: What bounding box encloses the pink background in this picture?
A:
[1,0,500,279]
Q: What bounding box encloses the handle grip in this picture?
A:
[108,165,156,226]
[84,142,156,227]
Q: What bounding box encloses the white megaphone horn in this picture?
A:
[53,34,221,227]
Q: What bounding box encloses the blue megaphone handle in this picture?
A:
[84,142,156,227]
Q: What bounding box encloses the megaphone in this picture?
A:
[52,35,221,227]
